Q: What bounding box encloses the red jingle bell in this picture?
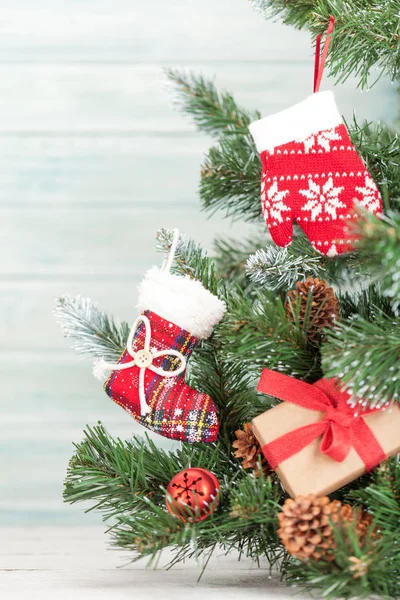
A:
[166,468,220,522]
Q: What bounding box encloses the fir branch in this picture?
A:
[155,228,220,294]
[246,231,363,293]
[112,472,284,565]
[322,313,400,408]
[223,474,283,561]
[350,457,400,533]
[216,288,321,382]
[111,503,196,561]
[338,285,395,321]
[54,296,129,362]
[65,423,283,564]
[249,0,314,26]
[213,233,265,292]
[249,0,400,87]
[65,423,228,514]
[166,69,260,136]
[246,245,324,292]
[189,340,274,434]
[354,210,400,304]
[200,133,261,221]
[113,479,283,566]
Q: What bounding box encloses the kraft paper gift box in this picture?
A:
[252,368,400,497]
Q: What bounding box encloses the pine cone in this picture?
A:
[355,511,375,543]
[233,423,260,469]
[285,277,339,344]
[232,423,270,477]
[339,503,353,521]
[278,496,377,563]
[277,495,341,561]
[339,505,375,544]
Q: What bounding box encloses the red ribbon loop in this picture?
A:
[320,418,352,463]
[257,369,386,471]
[323,407,354,428]
[314,15,335,93]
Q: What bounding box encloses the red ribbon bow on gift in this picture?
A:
[257,369,386,471]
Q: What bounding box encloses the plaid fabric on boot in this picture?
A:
[105,310,219,443]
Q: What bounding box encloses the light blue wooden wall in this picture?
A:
[0,0,395,526]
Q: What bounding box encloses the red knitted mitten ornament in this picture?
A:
[249,19,382,257]
[94,231,226,443]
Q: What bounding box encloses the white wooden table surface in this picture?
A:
[1,527,314,600]
[1,0,394,596]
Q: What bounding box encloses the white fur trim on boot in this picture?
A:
[137,267,226,339]
[249,91,342,152]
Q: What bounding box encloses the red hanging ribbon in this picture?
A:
[314,15,335,93]
[257,369,386,471]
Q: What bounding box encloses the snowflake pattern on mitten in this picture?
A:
[356,176,382,212]
[263,181,290,224]
[299,176,345,221]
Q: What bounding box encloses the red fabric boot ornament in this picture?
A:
[93,230,226,443]
[249,17,382,257]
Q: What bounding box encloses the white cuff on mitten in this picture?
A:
[249,91,342,152]
[137,267,226,339]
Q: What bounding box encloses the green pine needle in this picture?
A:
[54,295,129,362]
[249,0,400,88]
